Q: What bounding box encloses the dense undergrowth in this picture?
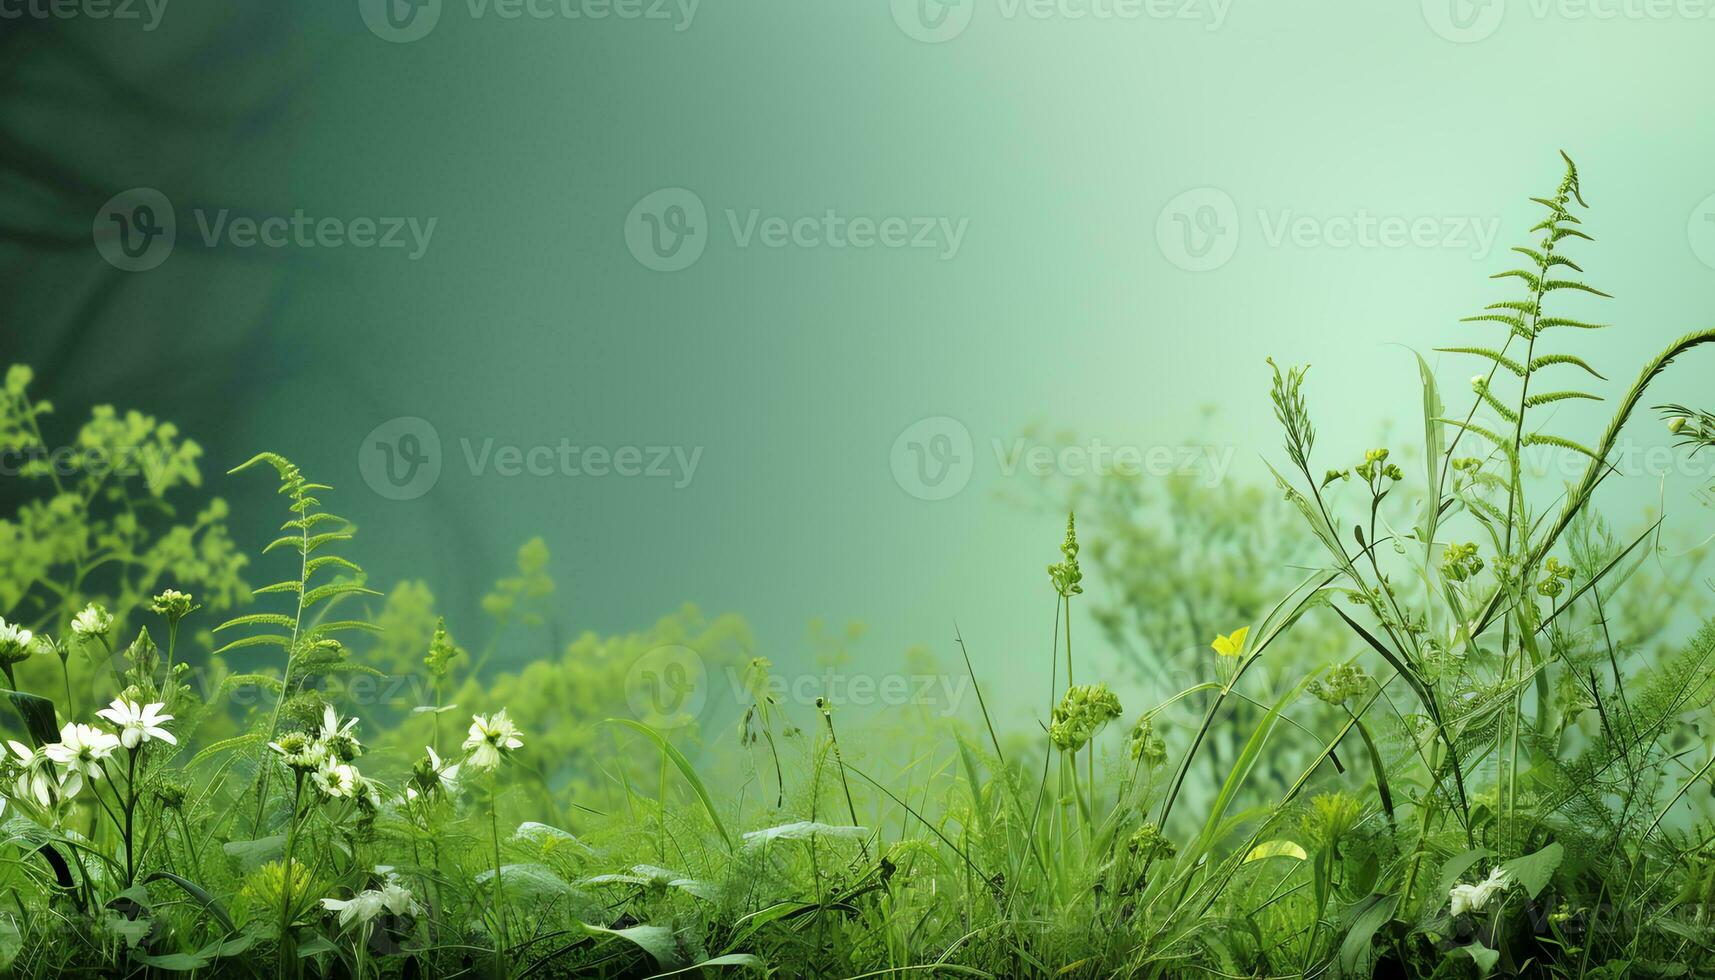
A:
[4,155,1715,976]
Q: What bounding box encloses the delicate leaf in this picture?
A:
[1244,840,1308,863]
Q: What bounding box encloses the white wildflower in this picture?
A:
[312,757,361,799]
[320,890,384,929]
[95,698,176,750]
[322,875,419,929]
[0,618,35,664]
[1449,866,1510,916]
[70,604,113,640]
[319,704,363,760]
[43,723,120,798]
[462,710,523,771]
[6,740,56,808]
[268,732,328,772]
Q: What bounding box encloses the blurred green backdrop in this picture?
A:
[3,0,1713,721]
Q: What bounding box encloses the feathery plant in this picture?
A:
[1257,151,1715,973]
[211,454,380,834]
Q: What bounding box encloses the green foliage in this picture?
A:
[4,155,1715,978]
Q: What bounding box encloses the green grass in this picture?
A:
[2,153,1715,977]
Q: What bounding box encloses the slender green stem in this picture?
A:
[491,771,510,973]
[280,772,305,978]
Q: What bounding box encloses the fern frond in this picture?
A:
[1524,390,1602,408]
[252,581,302,596]
[1510,247,1584,272]
[1529,353,1606,380]
[302,582,381,608]
[1522,432,1601,459]
[1438,347,1525,376]
[212,613,297,633]
[261,535,302,555]
[187,733,268,769]
[1475,386,1521,424]
[1543,280,1613,298]
[227,453,297,480]
[1439,418,1514,455]
[215,674,284,698]
[1537,317,1608,331]
[306,555,363,577]
[303,531,355,553]
[281,512,345,531]
[308,620,384,636]
[211,634,293,656]
[1460,314,1531,340]
[1493,270,1544,290]
[1484,300,1540,315]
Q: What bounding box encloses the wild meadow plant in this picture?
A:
[0,154,1714,976]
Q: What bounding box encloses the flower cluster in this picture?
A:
[149,589,199,626]
[1308,661,1369,707]
[1047,513,1084,599]
[1449,867,1510,916]
[1048,683,1122,753]
[1126,715,1166,768]
[1127,822,1176,862]
[1324,447,1405,490]
[0,697,175,810]
[1537,557,1575,599]
[321,873,421,930]
[269,707,382,807]
[1441,541,1484,583]
[269,707,523,814]
[0,616,35,667]
[71,604,114,640]
[1354,447,1404,486]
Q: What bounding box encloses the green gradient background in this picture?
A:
[4,0,1715,721]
